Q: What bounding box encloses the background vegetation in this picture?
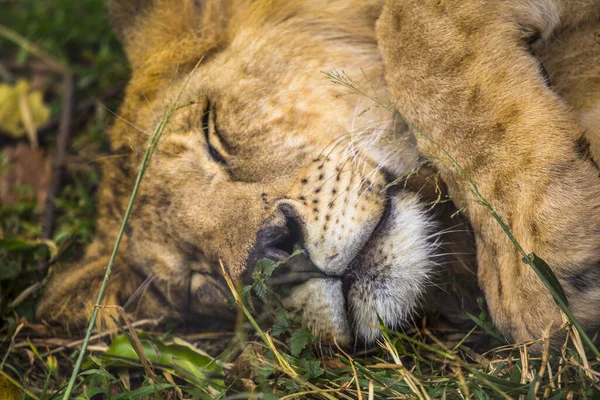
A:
[0,0,599,398]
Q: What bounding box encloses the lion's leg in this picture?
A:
[538,21,600,164]
[377,0,600,343]
[534,21,600,331]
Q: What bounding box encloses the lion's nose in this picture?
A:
[247,203,327,286]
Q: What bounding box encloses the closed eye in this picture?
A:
[524,31,552,88]
[202,100,229,166]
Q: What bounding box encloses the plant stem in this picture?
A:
[61,64,197,399]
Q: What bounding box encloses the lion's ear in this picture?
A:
[107,0,154,44]
[107,0,230,69]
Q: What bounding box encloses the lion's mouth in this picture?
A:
[266,192,395,284]
[267,252,327,286]
[265,199,392,292]
[261,191,435,346]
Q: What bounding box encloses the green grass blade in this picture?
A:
[60,63,199,399]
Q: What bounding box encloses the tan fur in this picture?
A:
[38,0,600,345]
[377,0,600,343]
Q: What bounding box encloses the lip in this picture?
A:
[371,196,393,237]
[268,251,327,286]
[345,197,396,276]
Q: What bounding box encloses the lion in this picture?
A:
[38,0,600,347]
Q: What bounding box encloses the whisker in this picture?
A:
[124,274,155,311]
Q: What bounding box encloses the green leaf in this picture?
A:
[290,328,315,357]
[271,309,289,337]
[112,383,175,400]
[0,259,20,281]
[470,369,529,394]
[171,356,221,388]
[78,369,117,380]
[4,317,16,339]
[98,332,224,389]
[81,387,109,398]
[465,312,507,344]
[253,278,268,302]
[257,258,279,277]
[0,238,36,252]
[279,377,301,393]
[522,253,568,306]
[258,365,275,378]
[299,359,324,379]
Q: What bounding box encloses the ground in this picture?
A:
[0,1,599,398]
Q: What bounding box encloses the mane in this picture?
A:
[123,0,383,97]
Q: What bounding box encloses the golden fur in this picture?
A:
[38,0,600,346]
[378,0,600,343]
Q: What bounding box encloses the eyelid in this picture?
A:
[202,100,229,165]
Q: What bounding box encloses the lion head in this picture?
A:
[38,0,474,345]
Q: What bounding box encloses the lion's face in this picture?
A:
[108,1,437,345]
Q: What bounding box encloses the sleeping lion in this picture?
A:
[38,0,600,347]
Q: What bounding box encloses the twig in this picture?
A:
[38,317,162,357]
[279,389,341,400]
[335,340,363,400]
[0,322,24,369]
[39,72,75,277]
[36,84,124,138]
[0,24,69,74]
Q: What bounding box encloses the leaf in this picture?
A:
[241,284,255,312]
[256,258,279,277]
[0,238,37,252]
[252,278,268,302]
[271,309,289,337]
[0,375,21,400]
[0,79,50,139]
[299,359,324,379]
[171,356,222,388]
[4,317,16,339]
[470,369,529,394]
[0,258,20,281]
[279,377,302,393]
[78,369,117,380]
[112,384,175,400]
[523,253,569,307]
[98,332,224,388]
[258,365,275,378]
[290,328,315,357]
[256,249,305,278]
[465,312,507,345]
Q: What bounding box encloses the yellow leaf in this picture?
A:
[0,375,21,400]
[0,79,50,139]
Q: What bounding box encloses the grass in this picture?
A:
[1,1,600,399]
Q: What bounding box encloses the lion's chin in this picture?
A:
[282,192,435,346]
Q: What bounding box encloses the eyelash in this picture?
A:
[201,100,228,165]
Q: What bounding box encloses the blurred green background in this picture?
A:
[0,0,128,325]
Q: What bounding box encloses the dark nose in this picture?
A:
[245,204,326,286]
